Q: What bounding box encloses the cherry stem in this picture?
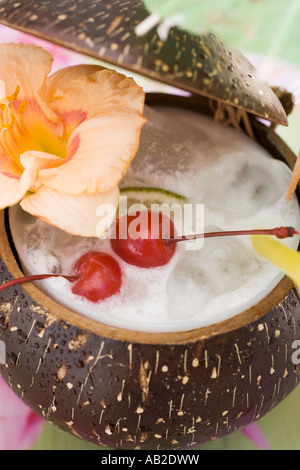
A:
[164,226,300,246]
[0,274,79,293]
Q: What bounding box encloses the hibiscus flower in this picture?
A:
[0,43,146,237]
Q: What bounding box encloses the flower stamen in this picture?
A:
[0,86,29,170]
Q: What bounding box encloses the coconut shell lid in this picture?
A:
[0,0,287,126]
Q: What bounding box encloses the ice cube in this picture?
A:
[46,254,62,274]
[26,222,53,251]
[196,154,292,217]
[167,255,213,320]
[196,233,261,292]
[125,105,209,196]
[167,227,261,320]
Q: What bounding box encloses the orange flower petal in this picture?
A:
[0,151,22,176]
[0,172,24,208]
[47,67,145,118]
[0,80,5,99]
[0,151,62,209]
[0,43,52,100]
[46,66,145,140]
[37,112,146,195]
[46,64,105,100]
[21,185,120,238]
[0,43,63,144]
[20,151,63,186]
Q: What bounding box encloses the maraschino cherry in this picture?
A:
[111,211,176,268]
[71,252,122,302]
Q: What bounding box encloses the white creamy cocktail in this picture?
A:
[10,105,300,333]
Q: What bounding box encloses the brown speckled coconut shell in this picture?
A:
[0,93,299,450]
[0,0,287,126]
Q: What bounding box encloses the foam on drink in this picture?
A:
[10,106,300,333]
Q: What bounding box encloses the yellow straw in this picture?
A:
[252,235,300,291]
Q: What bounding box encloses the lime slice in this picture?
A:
[118,187,187,217]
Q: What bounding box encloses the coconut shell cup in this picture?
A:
[0,0,299,451]
[0,93,299,450]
